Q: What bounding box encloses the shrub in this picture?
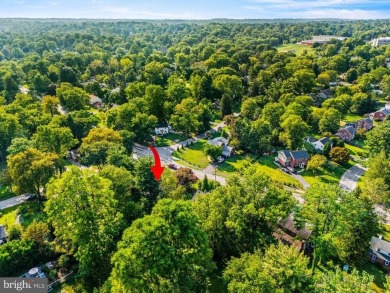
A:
[329,147,350,165]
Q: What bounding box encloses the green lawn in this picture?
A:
[217,155,302,188]
[345,143,367,158]
[173,140,210,169]
[0,202,46,229]
[341,113,364,124]
[0,205,19,228]
[301,161,351,186]
[276,43,314,55]
[155,133,188,147]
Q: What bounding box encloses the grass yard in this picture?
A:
[217,155,302,188]
[0,205,19,228]
[345,142,367,158]
[301,161,351,186]
[0,202,46,229]
[276,43,314,55]
[173,140,210,169]
[341,113,364,124]
[155,133,188,147]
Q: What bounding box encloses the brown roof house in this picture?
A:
[277,150,309,169]
[347,117,374,131]
[273,214,314,256]
[335,126,356,142]
[208,137,234,157]
[89,94,103,108]
[370,108,390,121]
[369,236,390,271]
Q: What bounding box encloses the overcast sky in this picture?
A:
[1,0,390,19]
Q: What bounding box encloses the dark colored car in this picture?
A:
[168,163,177,170]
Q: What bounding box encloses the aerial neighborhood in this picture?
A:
[0,16,390,293]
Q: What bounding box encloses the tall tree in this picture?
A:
[45,167,123,286]
[315,268,374,293]
[194,168,296,260]
[224,245,313,293]
[280,115,309,149]
[365,120,390,156]
[8,148,61,199]
[107,199,214,293]
[33,125,77,157]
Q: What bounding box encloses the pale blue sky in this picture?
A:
[1,0,390,19]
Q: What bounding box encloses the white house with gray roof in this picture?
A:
[305,137,333,151]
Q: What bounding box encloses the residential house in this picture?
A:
[335,126,356,142]
[208,137,235,157]
[347,117,373,131]
[273,214,314,256]
[154,121,171,135]
[317,89,333,99]
[370,108,390,121]
[277,150,309,169]
[89,94,103,108]
[0,225,7,245]
[369,236,390,271]
[305,136,333,151]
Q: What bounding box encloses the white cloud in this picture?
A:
[288,8,389,19]
[102,6,204,19]
[248,0,386,9]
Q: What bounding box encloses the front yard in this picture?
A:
[155,133,188,147]
[173,140,210,169]
[300,161,351,186]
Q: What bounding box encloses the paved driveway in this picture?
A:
[339,164,367,191]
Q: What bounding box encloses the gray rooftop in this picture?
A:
[370,236,390,261]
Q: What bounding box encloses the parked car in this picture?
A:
[168,163,177,170]
[217,156,225,163]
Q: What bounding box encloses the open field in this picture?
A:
[173,140,210,169]
[276,43,314,55]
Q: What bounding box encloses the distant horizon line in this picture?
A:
[0,17,389,21]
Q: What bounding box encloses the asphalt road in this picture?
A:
[339,164,367,191]
[0,194,30,210]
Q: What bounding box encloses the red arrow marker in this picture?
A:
[149,146,165,181]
